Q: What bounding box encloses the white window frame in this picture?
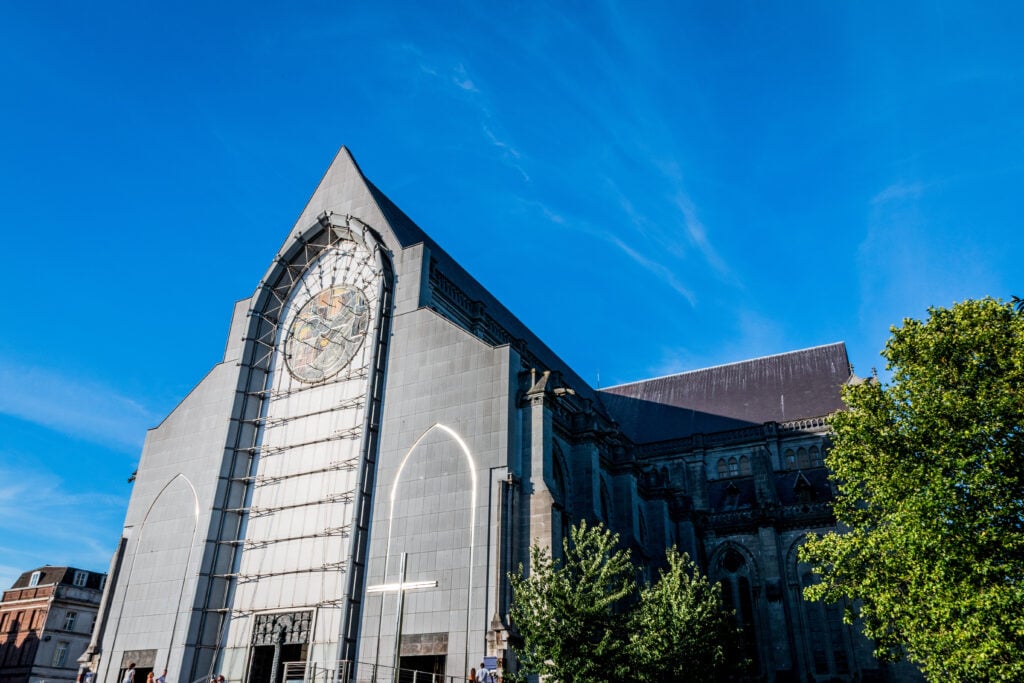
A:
[63,611,77,631]
[52,641,69,667]
[28,571,41,587]
[73,570,88,587]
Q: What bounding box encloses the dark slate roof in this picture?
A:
[7,566,105,591]
[599,343,853,443]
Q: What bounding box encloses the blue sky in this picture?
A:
[1,1,1021,588]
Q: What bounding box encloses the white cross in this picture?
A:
[366,553,438,683]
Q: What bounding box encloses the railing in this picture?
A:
[281,660,474,683]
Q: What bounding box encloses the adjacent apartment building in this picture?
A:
[1,567,105,683]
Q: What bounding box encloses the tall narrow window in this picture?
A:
[810,445,823,467]
[717,549,760,674]
[717,458,728,478]
[784,449,796,470]
[797,447,810,469]
[739,455,751,476]
[63,611,77,631]
[728,457,739,477]
[52,641,69,667]
[28,571,40,587]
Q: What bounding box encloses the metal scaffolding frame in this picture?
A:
[191,214,395,683]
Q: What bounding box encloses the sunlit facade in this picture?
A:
[84,148,919,683]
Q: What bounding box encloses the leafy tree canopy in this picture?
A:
[508,521,745,683]
[628,548,747,683]
[800,298,1024,682]
[508,521,635,683]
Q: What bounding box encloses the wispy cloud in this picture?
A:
[672,193,732,279]
[0,360,157,452]
[608,235,696,305]
[451,63,478,92]
[0,460,126,589]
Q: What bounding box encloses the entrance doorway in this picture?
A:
[248,643,307,683]
[397,655,445,683]
[246,611,312,683]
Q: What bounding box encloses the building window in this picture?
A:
[717,458,728,478]
[810,445,823,467]
[784,449,796,470]
[28,571,41,587]
[739,455,751,476]
[797,447,810,469]
[728,457,739,477]
[73,570,88,587]
[63,611,77,631]
[52,641,69,668]
[99,575,106,590]
[717,548,760,674]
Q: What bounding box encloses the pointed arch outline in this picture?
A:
[107,473,201,672]
[707,540,762,586]
[379,422,479,678]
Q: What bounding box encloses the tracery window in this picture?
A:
[810,445,823,467]
[728,457,739,477]
[718,548,760,674]
[784,449,796,470]
[739,455,751,476]
[797,447,810,469]
[717,458,728,478]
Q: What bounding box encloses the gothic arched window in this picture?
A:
[810,445,823,467]
[797,447,810,469]
[717,458,728,478]
[739,455,751,476]
[717,548,760,675]
[728,457,739,477]
[798,566,852,676]
[784,449,796,470]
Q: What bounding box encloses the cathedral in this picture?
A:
[82,148,918,683]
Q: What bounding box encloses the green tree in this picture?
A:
[507,520,635,683]
[800,298,1024,682]
[628,549,747,683]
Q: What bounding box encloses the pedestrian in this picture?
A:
[146,672,155,683]
[156,670,167,683]
[122,664,136,683]
[468,668,475,683]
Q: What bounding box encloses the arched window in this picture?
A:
[717,548,760,674]
[728,457,739,477]
[739,455,751,476]
[784,449,796,470]
[797,447,810,469]
[717,458,728,478]
[798,565,851,676]
[809,445,823,467]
